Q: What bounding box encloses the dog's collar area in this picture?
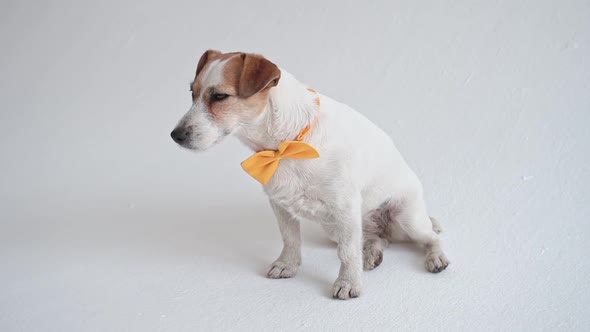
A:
[241,88,321,185]
[295,88,320,141]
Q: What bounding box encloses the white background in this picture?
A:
[1,0,589,331]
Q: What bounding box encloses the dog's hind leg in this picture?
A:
[362,208,388,271]
[395,197,450,273]
[362,236,386,271]
[364,197,450,273]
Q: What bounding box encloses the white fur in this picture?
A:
[175,58,233,150]
[173,65,449,300]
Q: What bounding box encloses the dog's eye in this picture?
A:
[211,93,229,102]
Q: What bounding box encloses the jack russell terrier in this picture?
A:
[171,50,449,300]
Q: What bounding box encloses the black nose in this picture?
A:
[171,127,189,143]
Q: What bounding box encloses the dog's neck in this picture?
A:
[236,70,318,152]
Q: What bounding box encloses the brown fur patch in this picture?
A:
[205,54,243,119]
[190,51,281,123]
[238,54,281,98]
[192,50,222,99]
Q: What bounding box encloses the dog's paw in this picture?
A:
[332,279,361,300]
[363,246,384,271]
[266,261,298,279]
[425,252,450,273]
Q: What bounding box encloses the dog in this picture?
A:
[171,50,449,300]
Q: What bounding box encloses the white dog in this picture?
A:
[171,50,449,300]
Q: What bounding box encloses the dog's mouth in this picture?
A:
[174,140,201,151]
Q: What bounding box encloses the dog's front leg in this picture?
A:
[266,200,302,279]
[331,196,363,300]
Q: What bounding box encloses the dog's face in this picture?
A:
[171,50,281,150]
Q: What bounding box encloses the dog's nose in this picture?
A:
[171,127,190,143]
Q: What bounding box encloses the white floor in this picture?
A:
[1,1,589,331]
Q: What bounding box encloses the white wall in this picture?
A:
[1,0,589,331]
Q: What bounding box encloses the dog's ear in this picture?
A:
[238,54,281,98]
[196,49,222,77]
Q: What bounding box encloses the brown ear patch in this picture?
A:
[196,49,222,78]
[238,54,281,98]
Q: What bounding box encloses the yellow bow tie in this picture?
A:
[241,88,321,185]
[241,140,319,185]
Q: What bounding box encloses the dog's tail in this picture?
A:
[430,216,443,234]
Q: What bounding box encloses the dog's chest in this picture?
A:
[270,189,327,220]
[265,174,328,220]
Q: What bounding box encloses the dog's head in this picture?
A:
[170,50,281,150]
